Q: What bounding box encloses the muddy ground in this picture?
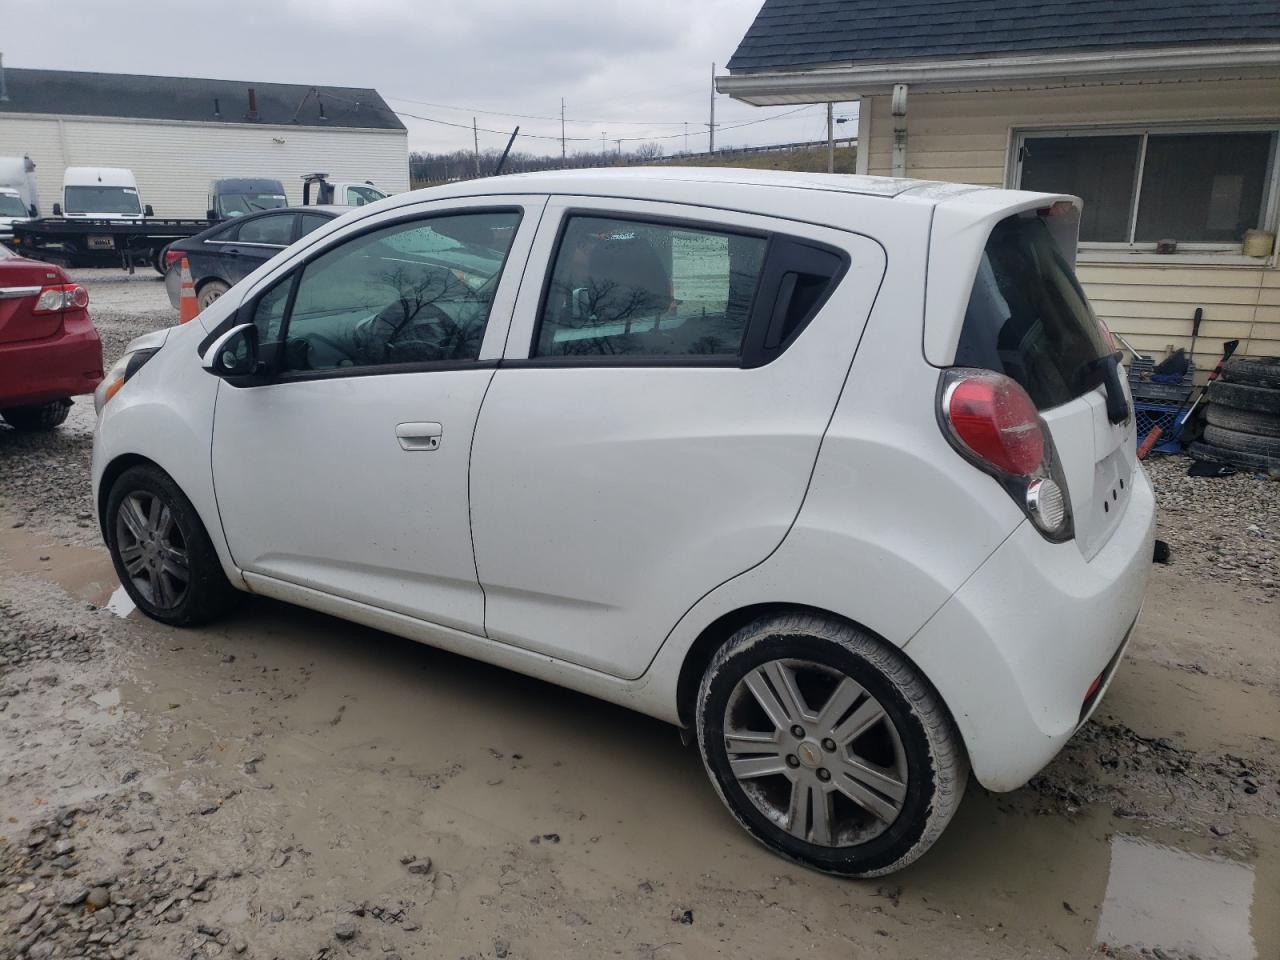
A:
[1,269,1278,960]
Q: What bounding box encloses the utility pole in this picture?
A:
[560,98,566,169]
[826,102,834,173]
[601,132,606,157]
[616,139,623,163]
[684,121,689,155]
[472,117,481,177]
[707,61,718,152]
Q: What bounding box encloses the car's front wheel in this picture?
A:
[696,612,967,877]
[105,464,239,626]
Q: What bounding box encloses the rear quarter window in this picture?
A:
[955,214,1111,410]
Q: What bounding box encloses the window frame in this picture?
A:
[1010,121,1280,257]
[213,205,526,384]
[519,208,850,369]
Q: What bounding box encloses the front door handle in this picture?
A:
[396,421,442,451]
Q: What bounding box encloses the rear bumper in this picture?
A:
[0,314,104,407]
[905,465,1155,791]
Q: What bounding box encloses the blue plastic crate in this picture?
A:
[1134,400,1185,454]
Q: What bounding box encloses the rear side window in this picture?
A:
[956,215,1111,410]
[299,213,330,237]
[236,214,294,246]
[535,216,767,359]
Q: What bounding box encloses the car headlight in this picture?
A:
[94,348,159,414]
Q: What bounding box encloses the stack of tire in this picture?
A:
[1192,357,1280,473]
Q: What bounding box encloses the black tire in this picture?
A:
[1189,441,1280,474]
[1207,380,1280,415]
[1,398,71,431]
[197,280,230,312]
[695,612,967,878]
[105,464,240,626]
[1223,356,1280,389]
[153,247,169,276]
[1205,404,1280,438]
[1203,424,1280,458]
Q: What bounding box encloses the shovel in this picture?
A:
[1137,338,1239,460]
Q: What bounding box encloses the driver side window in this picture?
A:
[272,210,521,374]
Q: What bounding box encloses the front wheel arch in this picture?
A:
[97,453,155,540]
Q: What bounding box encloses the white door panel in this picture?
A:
[472,200,887,679]
[213,370,493,632]
[212,198,545,634]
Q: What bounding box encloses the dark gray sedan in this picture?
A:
[164,205,345,310]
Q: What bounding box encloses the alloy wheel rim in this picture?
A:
[115,491,190,610]
[722,658,909,847]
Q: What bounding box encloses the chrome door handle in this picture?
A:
[395,421,442,451]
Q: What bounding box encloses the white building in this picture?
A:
[0,66,409,218]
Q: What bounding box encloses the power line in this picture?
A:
[388,94,691,127]
[327,90,820,146]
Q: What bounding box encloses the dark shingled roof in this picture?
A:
[726,0,1280,72]
[0,67,405,131]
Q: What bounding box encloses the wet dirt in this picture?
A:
[2,516,1278,960]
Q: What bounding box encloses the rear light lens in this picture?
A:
[944,371,1044,476]
[164,249,184,269]
[939,369,1073,542]
[32,283,89,314]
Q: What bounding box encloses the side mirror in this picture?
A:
[28,204,37,218]
[201,323,262,381]
[144,204,155,217]
[207,208,217,221]
[52,203,62,217]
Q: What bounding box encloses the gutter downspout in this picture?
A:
[891,83,908,178]
[855,99,870,175]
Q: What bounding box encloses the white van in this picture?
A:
[0,156,39,241]
[57,167,152,219]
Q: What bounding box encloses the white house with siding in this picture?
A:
[718,0,1280,370]
[0,66,409,218]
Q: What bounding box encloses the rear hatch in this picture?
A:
[947,207,1135,558]
[0,259,66,344]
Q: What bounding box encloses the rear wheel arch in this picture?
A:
[674,603,956,734]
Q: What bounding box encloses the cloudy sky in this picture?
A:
[2,0,855,157]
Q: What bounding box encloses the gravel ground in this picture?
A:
[1144,455,1280,597]
[1,270,1278,959]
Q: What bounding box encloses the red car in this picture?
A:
[0,247,103,430]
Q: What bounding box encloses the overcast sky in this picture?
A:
[2,0,855,157]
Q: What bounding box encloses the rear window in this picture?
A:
[955,214,1111,410]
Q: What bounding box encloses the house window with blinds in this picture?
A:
[1015,127,1278,250]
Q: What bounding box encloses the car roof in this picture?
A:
[398,167,986,204]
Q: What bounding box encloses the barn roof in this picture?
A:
[726,0,1280,72]
[0,67,405,131]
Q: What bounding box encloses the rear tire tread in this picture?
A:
[1,399,72,431]
[695,612,967,878]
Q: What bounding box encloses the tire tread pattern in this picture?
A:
[695,612,967,878]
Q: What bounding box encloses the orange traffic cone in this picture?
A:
[178,257,199,324]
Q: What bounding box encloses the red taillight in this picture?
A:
[164,249,184,269]
[32,284,89,314]
[1084,671,1104,703]
[944,371,1044,477]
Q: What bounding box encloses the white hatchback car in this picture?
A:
[92,169,1153,876]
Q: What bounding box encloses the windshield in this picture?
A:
[218,193,288,217]
[64,185,142,215]
[955,214,1111,410]
[0,194,27,217]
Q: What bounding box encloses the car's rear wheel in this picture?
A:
[197,280,230,312]
[1,399,71,431]
[105,464,239,626]
[696,612,967,877]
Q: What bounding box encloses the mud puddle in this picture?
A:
[3,524,1277,958]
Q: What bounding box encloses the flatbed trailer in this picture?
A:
[10,217,217,274]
